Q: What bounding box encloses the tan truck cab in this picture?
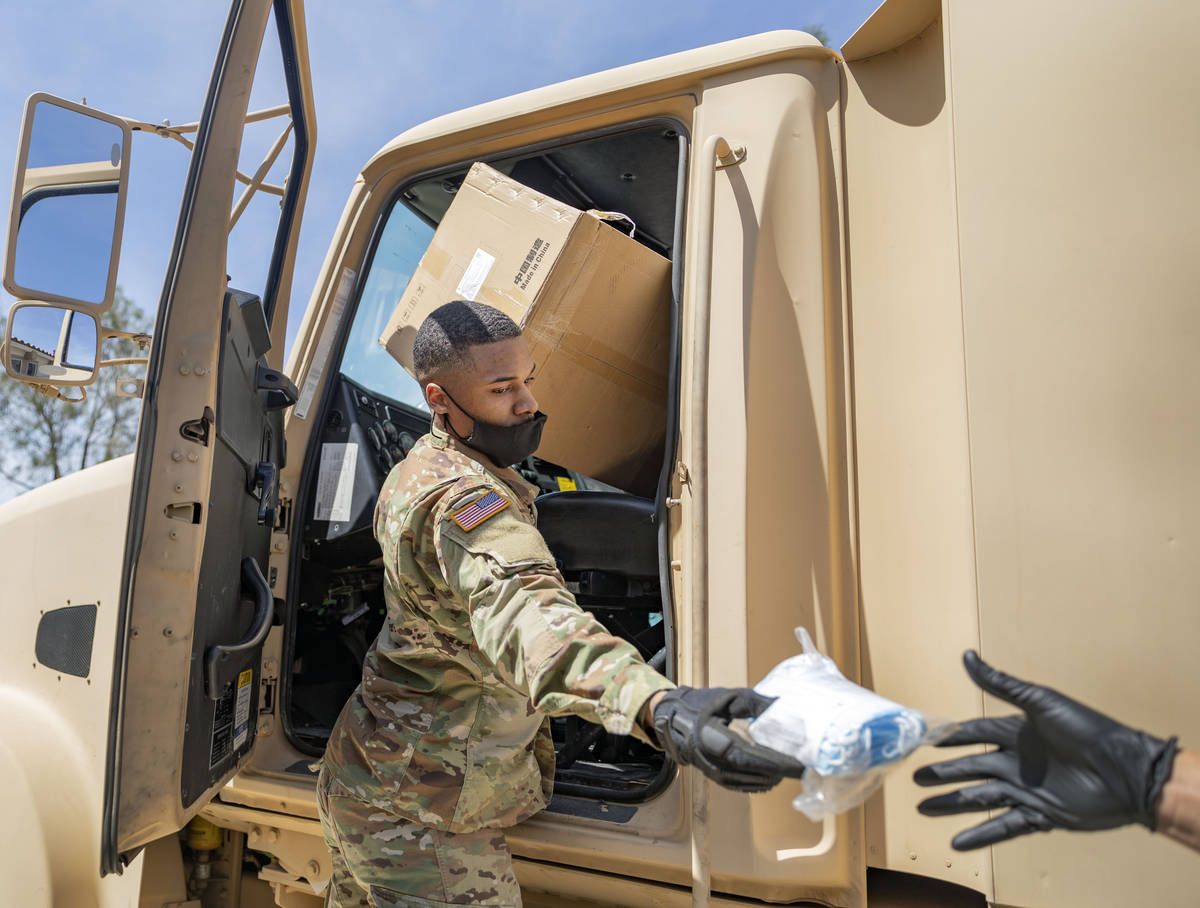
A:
[1,1,1197,906]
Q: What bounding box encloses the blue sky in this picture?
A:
[0,0,880,360]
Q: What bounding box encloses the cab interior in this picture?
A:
[281,121,686,803]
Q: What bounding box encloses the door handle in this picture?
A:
[204,556,274,699]
[252,460,278,526]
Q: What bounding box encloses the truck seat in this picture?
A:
[534,491,658,579]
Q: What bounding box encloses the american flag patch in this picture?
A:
[450,490,510,531]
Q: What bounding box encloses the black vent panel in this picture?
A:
[35,604,98,678]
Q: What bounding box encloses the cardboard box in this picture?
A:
[380,162,671,494]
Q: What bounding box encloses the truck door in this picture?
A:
[92,0,315,872]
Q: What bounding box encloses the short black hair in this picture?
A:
[412,300,522,384]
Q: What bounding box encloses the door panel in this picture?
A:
[101,0,313,873]
[178,290,289,808]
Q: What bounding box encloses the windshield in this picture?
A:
[337,203,433,411]
[337,124,682,416]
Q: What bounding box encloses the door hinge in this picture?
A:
[275,497,292,533]
[260,653,279,714]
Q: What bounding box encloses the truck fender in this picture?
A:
[0,686,143,907]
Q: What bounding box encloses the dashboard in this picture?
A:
[301,374,429,562]
[345,382,423,474]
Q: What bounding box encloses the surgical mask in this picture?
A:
[438,387,547,467]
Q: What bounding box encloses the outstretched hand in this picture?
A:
[653,686,808,793]
[913,651,1177,851]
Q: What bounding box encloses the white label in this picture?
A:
[295,267,356,419]
[455,248,495,301]
[314,442,358,522]
[232,669,253,750]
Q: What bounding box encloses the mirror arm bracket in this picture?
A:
[124,104,291,199]
[31,381,86,403]
[101,326,151,346]
[229,121,294,231]
[99,357,149,369]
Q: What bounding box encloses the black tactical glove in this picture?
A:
[652,686,808,793]
[913,650,1178,851]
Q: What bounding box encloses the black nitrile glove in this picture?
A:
[653,686,808,793]
[913,650,1178,851]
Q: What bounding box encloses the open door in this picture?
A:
[99,0,315,873]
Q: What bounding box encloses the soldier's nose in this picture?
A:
[515,386,538,417]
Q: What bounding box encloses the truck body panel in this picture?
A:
[0,455,147,904]
[845,1,1200,905]
[1,0,1197,905]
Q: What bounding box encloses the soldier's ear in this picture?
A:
[425,382,450,415]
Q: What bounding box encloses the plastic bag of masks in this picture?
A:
[750,628,953,820]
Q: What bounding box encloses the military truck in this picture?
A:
[2,0,1197,905]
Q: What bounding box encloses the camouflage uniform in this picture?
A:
[319,422,674,906]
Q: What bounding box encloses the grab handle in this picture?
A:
[204,556,274,699]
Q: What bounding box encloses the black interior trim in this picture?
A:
[261,0,309,329]
[279,263,385,758]
[655,130,690,708]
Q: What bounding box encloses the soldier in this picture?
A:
[318,300,804,907]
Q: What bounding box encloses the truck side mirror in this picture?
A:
[3,93,132,312]
[4,301,100,389]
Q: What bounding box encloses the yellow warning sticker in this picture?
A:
[555,476,578,491]
[233,669,253,750]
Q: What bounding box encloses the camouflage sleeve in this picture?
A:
[436,494,674,744]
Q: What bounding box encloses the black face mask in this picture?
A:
[438,387,547,467]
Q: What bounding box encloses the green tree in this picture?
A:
[803,23,831,47]
[0,288,150,493]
